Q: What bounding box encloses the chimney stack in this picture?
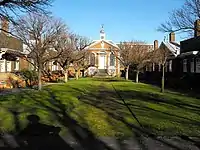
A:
[194,19,200,37]
[169,32,175,42]
[154,40,158,50]
[1,17,9,35]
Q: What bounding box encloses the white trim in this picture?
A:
[97,52,107,54]
[1,48,24,53]
[179,51,199,58]
[0,60,6,72]
[169,60,172,72]
[85,39,119,50]
[88,48,118,50]
[6,61,11,72]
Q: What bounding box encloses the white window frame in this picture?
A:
[169,60,172,72]
[0,60,6,72]
[6,61,12,72]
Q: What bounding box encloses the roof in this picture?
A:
[0,33,23,51]
[180,36,200,53]
[162,41,180,57]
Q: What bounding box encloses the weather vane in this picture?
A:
[101,24,104,29]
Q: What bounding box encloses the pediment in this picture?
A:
[86,40,119,50]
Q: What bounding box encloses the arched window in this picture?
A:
[110,53,115,66]
[90,53,95,66]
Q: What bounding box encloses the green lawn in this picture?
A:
[0,77,200,138]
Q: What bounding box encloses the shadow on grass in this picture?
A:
[76,84,200,149]
[1,81,200,149]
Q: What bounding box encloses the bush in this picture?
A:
[20,69,38,87]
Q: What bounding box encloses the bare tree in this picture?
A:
[14,13,67,90]
[151,45,171,92]
[72,36,90,80]
[55,34,90,82]
[0,0,52,33]
[73,51,90,80]
[158,0,200,36]
[117,41,152,82]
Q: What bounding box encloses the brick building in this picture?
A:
[0,18,29,73]
[84,26,121,76]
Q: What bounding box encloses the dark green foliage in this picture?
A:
[20,69,38,87]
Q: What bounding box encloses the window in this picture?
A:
[191,58,194,73]
[110,53,115,66]
[6,61,11,72]
[0,60,5,72]
[149,64,152,72]
[14,61,19,70]
[52,61,58,71]
[169,60,172,72]
[183,59,187,72]
[196,58,200,73]
[152,63,155,72]
[90,53,95,66]
[30,59,34,70]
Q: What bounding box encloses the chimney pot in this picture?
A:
[1,17,9,35]
[169,32,175,42]
[154,40,158,50]
[194,19,200,37]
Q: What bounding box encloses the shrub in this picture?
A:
[20,69,38,87]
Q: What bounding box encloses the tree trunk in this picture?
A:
[64,69,68,82]
[75,71,79,80]
[161,64,165,93]
[125,66,129,80]
[38,67,42,91]
[136,70,139,83]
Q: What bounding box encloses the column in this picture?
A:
[96,53,99,67]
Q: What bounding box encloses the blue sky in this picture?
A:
[50,0,184,44]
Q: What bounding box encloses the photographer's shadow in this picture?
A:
[17,114,73,150]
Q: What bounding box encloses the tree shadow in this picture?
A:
[76,84,200,150]
[1,83,200,150]
[22,89,115,150]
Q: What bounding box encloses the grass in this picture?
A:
[0,77,200,138]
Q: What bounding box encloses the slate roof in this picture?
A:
[162,41,180,57]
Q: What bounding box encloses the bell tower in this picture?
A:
[100,24,105,40]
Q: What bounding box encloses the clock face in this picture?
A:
[101,36,104,39]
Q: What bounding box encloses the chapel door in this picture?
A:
[99,54,105,69]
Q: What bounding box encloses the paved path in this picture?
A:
[62,135,200,150]
[0,88,23,96]
[0,134,199,150]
